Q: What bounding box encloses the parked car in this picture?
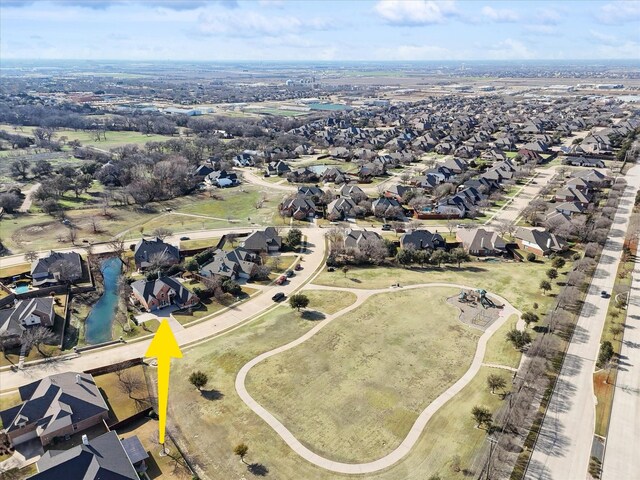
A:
[275,275,287,285]
[180,236,190,241]
[286,270,294,278]
[381,224,392,231]
[272,292,286,302]
[294,264,302,271]
[327,267,335,272]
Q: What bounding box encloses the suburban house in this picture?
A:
[344,229,382,249]
[555,201,586,216]
[133,238,180,270]
[200,248,260,280]
[0,372,109,447]
[372,197,403,218]
[130,276,199,312]
[573,169,612,188]
[0,297,55,346]
[30,431,147,480]
[205,170,239,188]
[340,184,367,200]
[321,167,347,184]
[241,227,282,253]
[514,228,568,256]
[265,160,291,176]
[297,185,324,200]
[233,152,255,167]
[562,156,605,168]
[554,186,592,205]
[280,196,316,220]
[400,230,445,251]
[456,228,507,256]
[326,197,358,220]
[31,251,83,287]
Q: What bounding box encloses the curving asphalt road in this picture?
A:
[235,282,522,475]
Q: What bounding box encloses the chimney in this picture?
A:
[76,374,81,384]
[547,238,552,248]
[82,435,89,446]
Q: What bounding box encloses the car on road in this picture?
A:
[275,275,287,285]
[601,290,609,298]
[286,270,294,278]
[272,292,286,302]
[180,236,190,241]
[294,264,302,271]
[381,224,392,231]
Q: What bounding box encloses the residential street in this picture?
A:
[526,164,640,480]
[602,226,640,479]
[0,228,327,392]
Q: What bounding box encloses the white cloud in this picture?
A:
[535,7,562,24]
[589,30,618,45]
[481,6,519,22]
[599,1,640,24]
[196,10,332,37]
[485,38,536,60]
[376,43,458,60]
[374,0,458,25]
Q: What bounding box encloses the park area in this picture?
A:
[168,282,519,479]
[245,287,479,463]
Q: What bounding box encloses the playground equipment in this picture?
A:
[475,289,496,309]
[459,290,468,302]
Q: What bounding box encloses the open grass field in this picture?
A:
[169,292,512,479]
[302,289,358,314]
[312,258,573,313]
[483,314,522,369]
[245,287,477,463]
[0,124,176,149]
[0,262,30,279]
[1,185,280,253]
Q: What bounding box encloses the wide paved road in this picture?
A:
[526,165,640,480]
[602,221,640,479]
[0,228,326,392]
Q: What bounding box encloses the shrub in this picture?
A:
[189,370,208,390]
[526,252,536,262]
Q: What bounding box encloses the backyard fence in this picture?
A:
[84,357,143,376]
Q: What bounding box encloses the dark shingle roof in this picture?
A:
[32,431,138,480]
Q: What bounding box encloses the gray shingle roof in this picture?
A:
[0,372,108,437]
[0,297,55,337]
[32,431,139,480]
[134,238,180,268]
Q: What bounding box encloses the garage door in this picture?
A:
[12,429,38,445]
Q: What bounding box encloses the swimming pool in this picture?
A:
[14,284,29,294]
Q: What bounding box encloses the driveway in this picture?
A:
[18,182,40,213]
[0,439,43,473]
[135,305,183,331]
[526,165,640,480]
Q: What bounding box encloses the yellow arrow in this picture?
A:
[145,319,182,445]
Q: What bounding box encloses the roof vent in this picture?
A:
[82,435,89,446]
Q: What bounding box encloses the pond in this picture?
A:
[84,257,122,345]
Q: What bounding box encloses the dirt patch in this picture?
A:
[447,291,501,331]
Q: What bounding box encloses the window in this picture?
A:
[73,424,78,431]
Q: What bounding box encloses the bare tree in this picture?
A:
[24,250,39,263]
[89,217,103,234]
[22,327,56,356]
[116,368,145,399]
[152,227,173,241]
[109,238,126,259]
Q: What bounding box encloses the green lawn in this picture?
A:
[179,237,220,251]
[312,259,572,313]
[302,289,358,315]
[173,298,226,325]
[483,314,522,369]
[246,287,478,463]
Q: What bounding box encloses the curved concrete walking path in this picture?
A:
[235,282,522,474]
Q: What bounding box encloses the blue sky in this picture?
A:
[1,0,639,61]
